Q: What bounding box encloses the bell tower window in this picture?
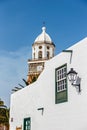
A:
[38,51,42,59]
[39,46,42,49]
[47,46,50,49]
[33,53,35,59]
[47,51,50,59]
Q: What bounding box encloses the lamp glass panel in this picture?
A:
[68,73,77,84]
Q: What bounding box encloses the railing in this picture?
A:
[28,57,52,62]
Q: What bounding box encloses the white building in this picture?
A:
[10,28,87,130]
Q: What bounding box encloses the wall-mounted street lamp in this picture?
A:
[67,68,81,93]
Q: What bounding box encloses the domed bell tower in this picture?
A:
[27,27,55,84]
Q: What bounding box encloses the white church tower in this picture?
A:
[27,26,55,84]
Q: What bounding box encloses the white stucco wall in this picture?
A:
[10,38,87,130]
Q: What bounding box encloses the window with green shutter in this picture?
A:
[23,117,31,130]
[55,64,68,104]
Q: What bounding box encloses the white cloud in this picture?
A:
[0,46,31,107]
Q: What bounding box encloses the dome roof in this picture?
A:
[34,27,52,43]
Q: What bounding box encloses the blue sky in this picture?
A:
[0,0,87,107]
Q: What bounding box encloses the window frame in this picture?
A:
[55,64,68,104]
[23,117,31,130]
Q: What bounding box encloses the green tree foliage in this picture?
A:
[0,99,9,126]
[0,108,9,125]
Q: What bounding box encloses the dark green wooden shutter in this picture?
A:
[24,117,31,130]
[55,64,68,104]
